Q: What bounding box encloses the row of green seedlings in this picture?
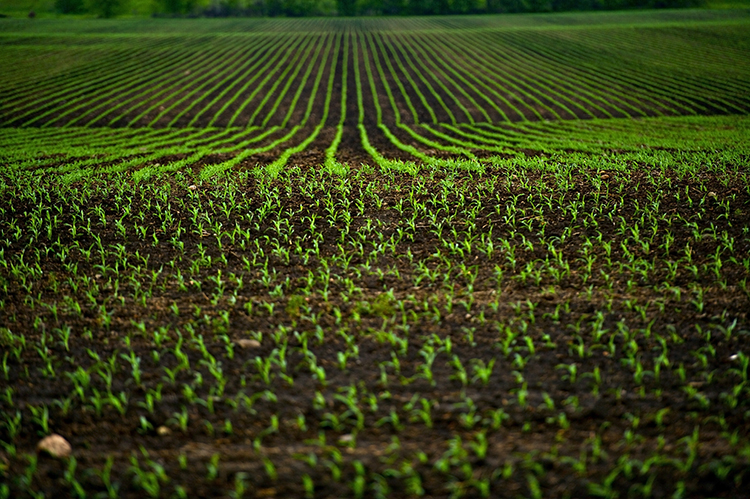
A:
[370,30,607,125]
[2,127,250,182]
[12,128,750,188]
[352,29,606,167]
[89,33,337,181]
[9,40,343,182]
[2,36,221,127]
[8,32,332,131]
[565,28,750,112]
[199,33,340,178]
[5,110,748,187]
[435,29,675,119]
[4,34,266,128]
[498,30,705,118]
[4,31,314,128]
[0,32,235,106]
[345,22,749,135]
[7,20,748,129]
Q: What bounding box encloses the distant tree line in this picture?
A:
[55,0,140,17]
[56,0,704,18]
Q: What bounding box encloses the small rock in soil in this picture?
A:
[236,339,261,349]
[157,426,171,436]
[37,434,72,458]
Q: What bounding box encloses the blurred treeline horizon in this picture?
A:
[0,0,718,18]
[146,0,704,16]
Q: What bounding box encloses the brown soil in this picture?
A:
[0,164,749,498]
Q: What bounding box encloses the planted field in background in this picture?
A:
[1,9,750,499]
[2,9,750,172]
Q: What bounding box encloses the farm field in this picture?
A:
[2,9,750,499]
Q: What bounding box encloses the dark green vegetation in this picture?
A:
[1,10,750,499]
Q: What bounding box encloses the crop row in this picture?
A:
[2,114,748,184]
[2,15,749,132]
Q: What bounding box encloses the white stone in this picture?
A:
[37,434,72,459]
[236,339,261,349]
